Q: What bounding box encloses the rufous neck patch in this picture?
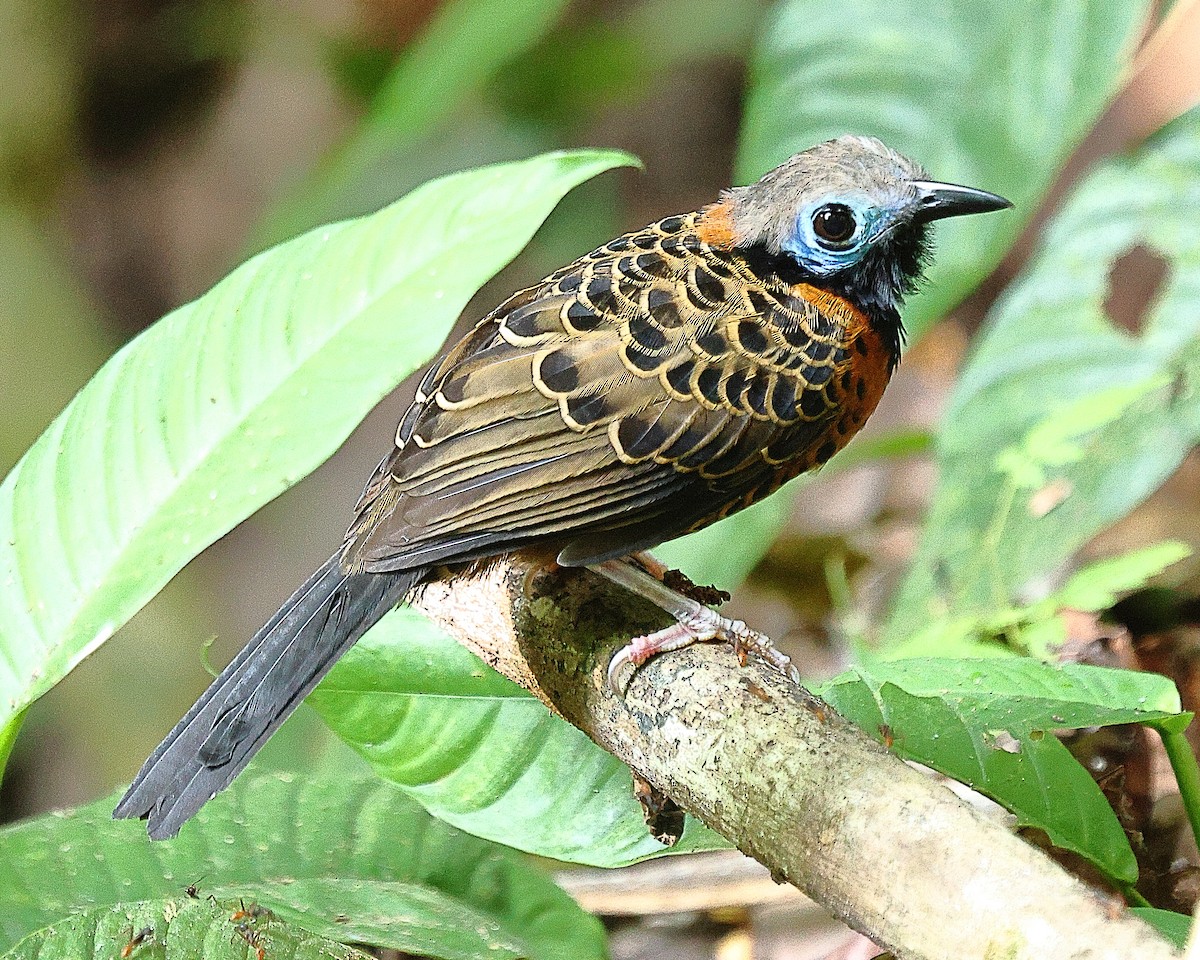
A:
[693,199,738,249]
[791,282,870,335]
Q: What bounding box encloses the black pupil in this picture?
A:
[813,204,857,246]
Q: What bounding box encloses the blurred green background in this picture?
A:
[2,0,1196,836]
[0,0,766,822]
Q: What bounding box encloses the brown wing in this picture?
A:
[344,211,869,572]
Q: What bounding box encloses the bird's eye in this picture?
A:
[811,204,858,248]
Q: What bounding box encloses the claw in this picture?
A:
[607,648,637,697]
[724,617,802,685]
[608,615,716,695]
[591,557,801,696]
[606,603,801,695]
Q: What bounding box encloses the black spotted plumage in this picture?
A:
[343,207,874,574]
[115,135,1011,840]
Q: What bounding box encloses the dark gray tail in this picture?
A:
[113,554,422,839]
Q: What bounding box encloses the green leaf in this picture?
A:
[1129,908,1192,949]
[887,541,1193,661]
[888,109,1200,639]
[0,150,636,769]
[4,898,368,960]
[309,607,729,867]
[256,0,573,246]
[738,0,1149,338]
[0,768,604,960]
[1054,541,1192,612]
[817,658,1187,882]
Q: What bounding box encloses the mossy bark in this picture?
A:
[413,558,1180,960]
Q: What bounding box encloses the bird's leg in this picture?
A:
[588,558,801,695]
[628,550,670,581]
[629,551,732,606]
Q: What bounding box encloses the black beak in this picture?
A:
[910,180,1012,222]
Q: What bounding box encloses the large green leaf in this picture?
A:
[738,0,1149,338]
[310,607,729,867]
[817,658,1188,883]
[0,768,604,960]
[0,150,636,753]
[888,109,1200,639]
[3,898,368,960]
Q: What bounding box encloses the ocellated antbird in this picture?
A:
[115,135,1010,839]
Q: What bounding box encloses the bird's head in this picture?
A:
[723,135,1011,320]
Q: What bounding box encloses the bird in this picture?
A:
[114,135,1011,839]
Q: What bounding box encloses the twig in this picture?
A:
[411,557,1179,960]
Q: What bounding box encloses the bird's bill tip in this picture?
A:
[910,180,1013,221]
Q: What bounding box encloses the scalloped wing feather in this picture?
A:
[345,211,888,571]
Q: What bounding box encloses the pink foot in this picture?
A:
[608,613,718,694]
[605,603,801,696]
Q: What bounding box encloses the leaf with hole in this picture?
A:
[888,108,1200,639]
[738,0,1149,338]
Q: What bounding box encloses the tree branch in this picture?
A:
[411,557,1179,960]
